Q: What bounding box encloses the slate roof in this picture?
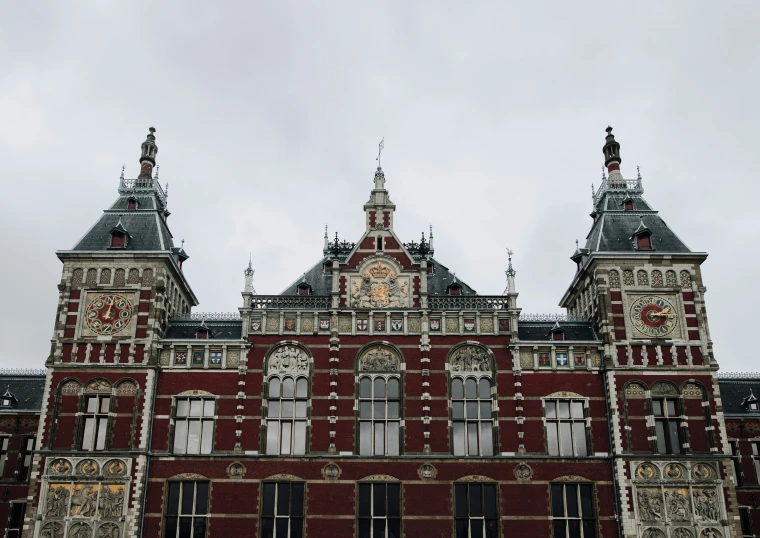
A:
[718,378,760,416]
[517,321,599,342]
[0,373,46,412]
[163,320,243,340]
[279,257,477,296]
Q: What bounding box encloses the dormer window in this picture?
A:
[742,389,759,412]
[1,390,16,408]
[376,237,383,251]
[323,263,331,274]
[549,322,565,341]
[297,283,311,296]
[448,284,462,296]
[624,200,634,211]
[196,328,209,340]
[427,263,434,275]
[636,233,652,250]
[127,198,138,210]
[0,398,13,408]
[110,231,126,249]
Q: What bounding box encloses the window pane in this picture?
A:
[387,422,400,456]
[465,378,477,398]
[291,483,304,516]
[268,400,280,418]
[293,421,306,455]
[360,378,372,398]
[360,422,372,455]
[666,399,677,416]
[456,520,468,538]
[453,422,466,456]
[481,422,494,456]
[86,396,98,413]
[470,520,483,538]
[176,399,189,417]
[387,378,399,398]
[100,397,111,413]
[568,519,581,538]
[479,378,491,398]
[374,378,386,398]
[358,519,371,538]
[164,516,178,538]
[387,401,399,419]
[374,402,385,419]
[655,422,667,453]
[179,517,192,538]
[551,485,565,516]
[553,520,566,538]
[25,438,34,451]
[82,417,95,450]
[373,520,386,538]
[455,485,468,517]
[582,520,596,538]
[277,483,290,515]
[558,401,571,419]
[189,400,202,417]
[96,417,108,450]
[387,483,400,517]
[269,378,280,398]
[566,485,579,517]
[266,421,279,454]
[187,421,201,454]
[545,401,557,419]
[547,423,559,456]
[281,422,292,455]
[560,423,573,456]
[262,483,276,515]
[203,400,214,417]
[296,378,308,398]
[466,402,478,419]
[573,422,587,456]
[485,519,498,538]
[167,483,181,514]
[374,423,385,455]
[373,483,386,516]
[571,401,584,419]
[453,402,464,419]
[282,400,294,418]
[201,421,213,453]
[388,518,400,538]
[360,402,371,419]
[195,483,209,515]
[181,482,194,514]
[652,400,662,416]
[452,378,464,399]
[483,484,497,517]
[193,518,207,538]
[579,485,593,517]
[480,401,491,418]
[290,518,303,538]
[469,484,482,516]
[282,378,294,398]
[468,422,479,455]
[359,484,371,516]
[275,518,288,537]
[668,421,681,454]
[173,421,188,453]
[261,518,274,538]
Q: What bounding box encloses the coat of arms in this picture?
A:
[351,262,408,308]
[285,319,296,331]
[498,319,510,332]
[430,319,441,331]
[391,319,403,331]
[319,319,330,330]
[375,319,385,331]
[464,319,475,331]
[357,319,368,331]
[250,319,262,331]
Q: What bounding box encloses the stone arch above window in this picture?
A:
[651,270,663,287]
[681,382,705,399]
[624,382,647,399]
[448,343,493,374]
[114,380,138,395]
[546,391,584,399]
[651,381,679,397]
[266,343,311,375]
[359,474,401,482]
[357,343,401,373]
[637,270,649,286]
[85,379,112,393]
[177,389,215,397]
[608,270,621,288]
[680,270,692,290]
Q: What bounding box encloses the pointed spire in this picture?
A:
[323,225,329,254]
[120,164,125,181]
[428,224,435,255]
[244,255,256,294]
[138,127,158,180]
[505,248,516,295]
[602,126,622,179]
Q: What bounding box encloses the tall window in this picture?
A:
[359,376,400,456]
[6,502,26,538]
[545,399,588,457]
[173,397,215,454]
[551,483,596,538]
[81,394,110,451]
[454,483,498,538]
[652,398,681,454]
[18,437,34,481]
[731,441,744,487]
[740,507,754,538]
[358,483,401,538]
[266,377,308,455]
[164,481,209,538]
[0,437,8,477]
[261,482,304,538]
[751,442,760,483]
[452,377,494,456]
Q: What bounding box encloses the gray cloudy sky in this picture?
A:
[1,2,758,371]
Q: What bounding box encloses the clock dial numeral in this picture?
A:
[84,293,134,336]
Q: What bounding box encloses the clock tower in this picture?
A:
[22,129,197,538]
[560,128,734,538]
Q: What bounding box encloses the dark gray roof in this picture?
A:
[71,192,174,252]
[0,373,45,412]
[517,321,599,342]
[279,256,477,296]
[718,378,760,416]
[164,320,243,340]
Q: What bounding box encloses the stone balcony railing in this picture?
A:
[592,177,643,207]
[119,177,168,206]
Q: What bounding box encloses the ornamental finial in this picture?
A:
[637,164,641,180]
[120,164,125,180]
[505,248,516,294]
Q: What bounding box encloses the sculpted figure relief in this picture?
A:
[69,523,92,538]
[97,523,121,538]
[268,346,309,374]
[637,489,664,521]
[664,489,691,521]
[359,347,399,372]
[45,485,70,517]
[99,486,124,518]
[351,262,408,308]
[40,522,64,538]
[450,346,491,372]
[672,529,694,538]
[642,529,666,538]
[70,485,98,517]
[693,488,720,521]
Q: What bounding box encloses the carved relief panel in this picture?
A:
[349,260,411,308]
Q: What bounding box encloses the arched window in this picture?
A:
[449,345,494,456]
[265,345,311,456]
[649,382,682,455]
[78,379,114,451]
[357,344,402,456]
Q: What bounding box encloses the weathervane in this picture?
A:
[376,137,384,167]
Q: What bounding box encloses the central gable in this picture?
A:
[347,256,413,309]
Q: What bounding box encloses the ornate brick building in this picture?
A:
[13,127,748,538]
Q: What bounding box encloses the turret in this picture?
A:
[138,127,158,180]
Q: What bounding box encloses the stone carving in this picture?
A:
[623,270,635,286]
[625,382,647,399]
[700,529,722,538]
[665,464,686,480]
[114,381,137,395]
[446,318,459,332]
[642,528,665,538]
[71,484,98,516]
[96,523,121,538]
[361,475,399,482]
[418,463,437,480]
[226,349,240,368]
[72,269,84,287]
[664,488,691,521]
[450,346,490,373]
[519,351,533,369]
[608,270,621,288]
[268,346,309,374]
[683,383,703,399]
[637,270,650,286]
[85,380,111,393]
[672,529,694,538]
[141,269,153,286]
[77,460,99,476]
[40,522,64,538]
[480,317,493,332]
[301,317,314,333]
[351,262,409,308]
[61,380,82,394]
[86,269,97,286]
[51,459,72,475]
[407,317,421,332]
[358,346,399,372]
[104,460,126,477]
[338,316,352,332]
[666,270,678,286]
[99,485,124,518]
[456,475,495,483]
[263,473,301,481]
[652,270,664,287]
[680,270,692,290]
[45,485,71,517]
[692,464,712,480]
[589,351,602,368]
[514,463,533,481]
[322,463,341,481]
[636,464,658,480]
[99,269,111,285]
[69,522,92,538]
[637,488,664,521]
[113,269,126,287]
[127,269,140,284]
[693,488,719,521]
[651,382,679,396]
[227,462,246,480]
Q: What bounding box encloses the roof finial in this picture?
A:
[376,137,384,168]
[120,164,125,180]
[181,239,185,248]
[138,127,158,180]
[505,248,516,294]
[603,126,622,178]
[576,238,579,249]
[323,225,330,254]
[637,164,641,180]
[428,224,434,255]
[244,255,255,293]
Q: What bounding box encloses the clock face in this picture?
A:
[85,293,134,335]
[629,295,679,338]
